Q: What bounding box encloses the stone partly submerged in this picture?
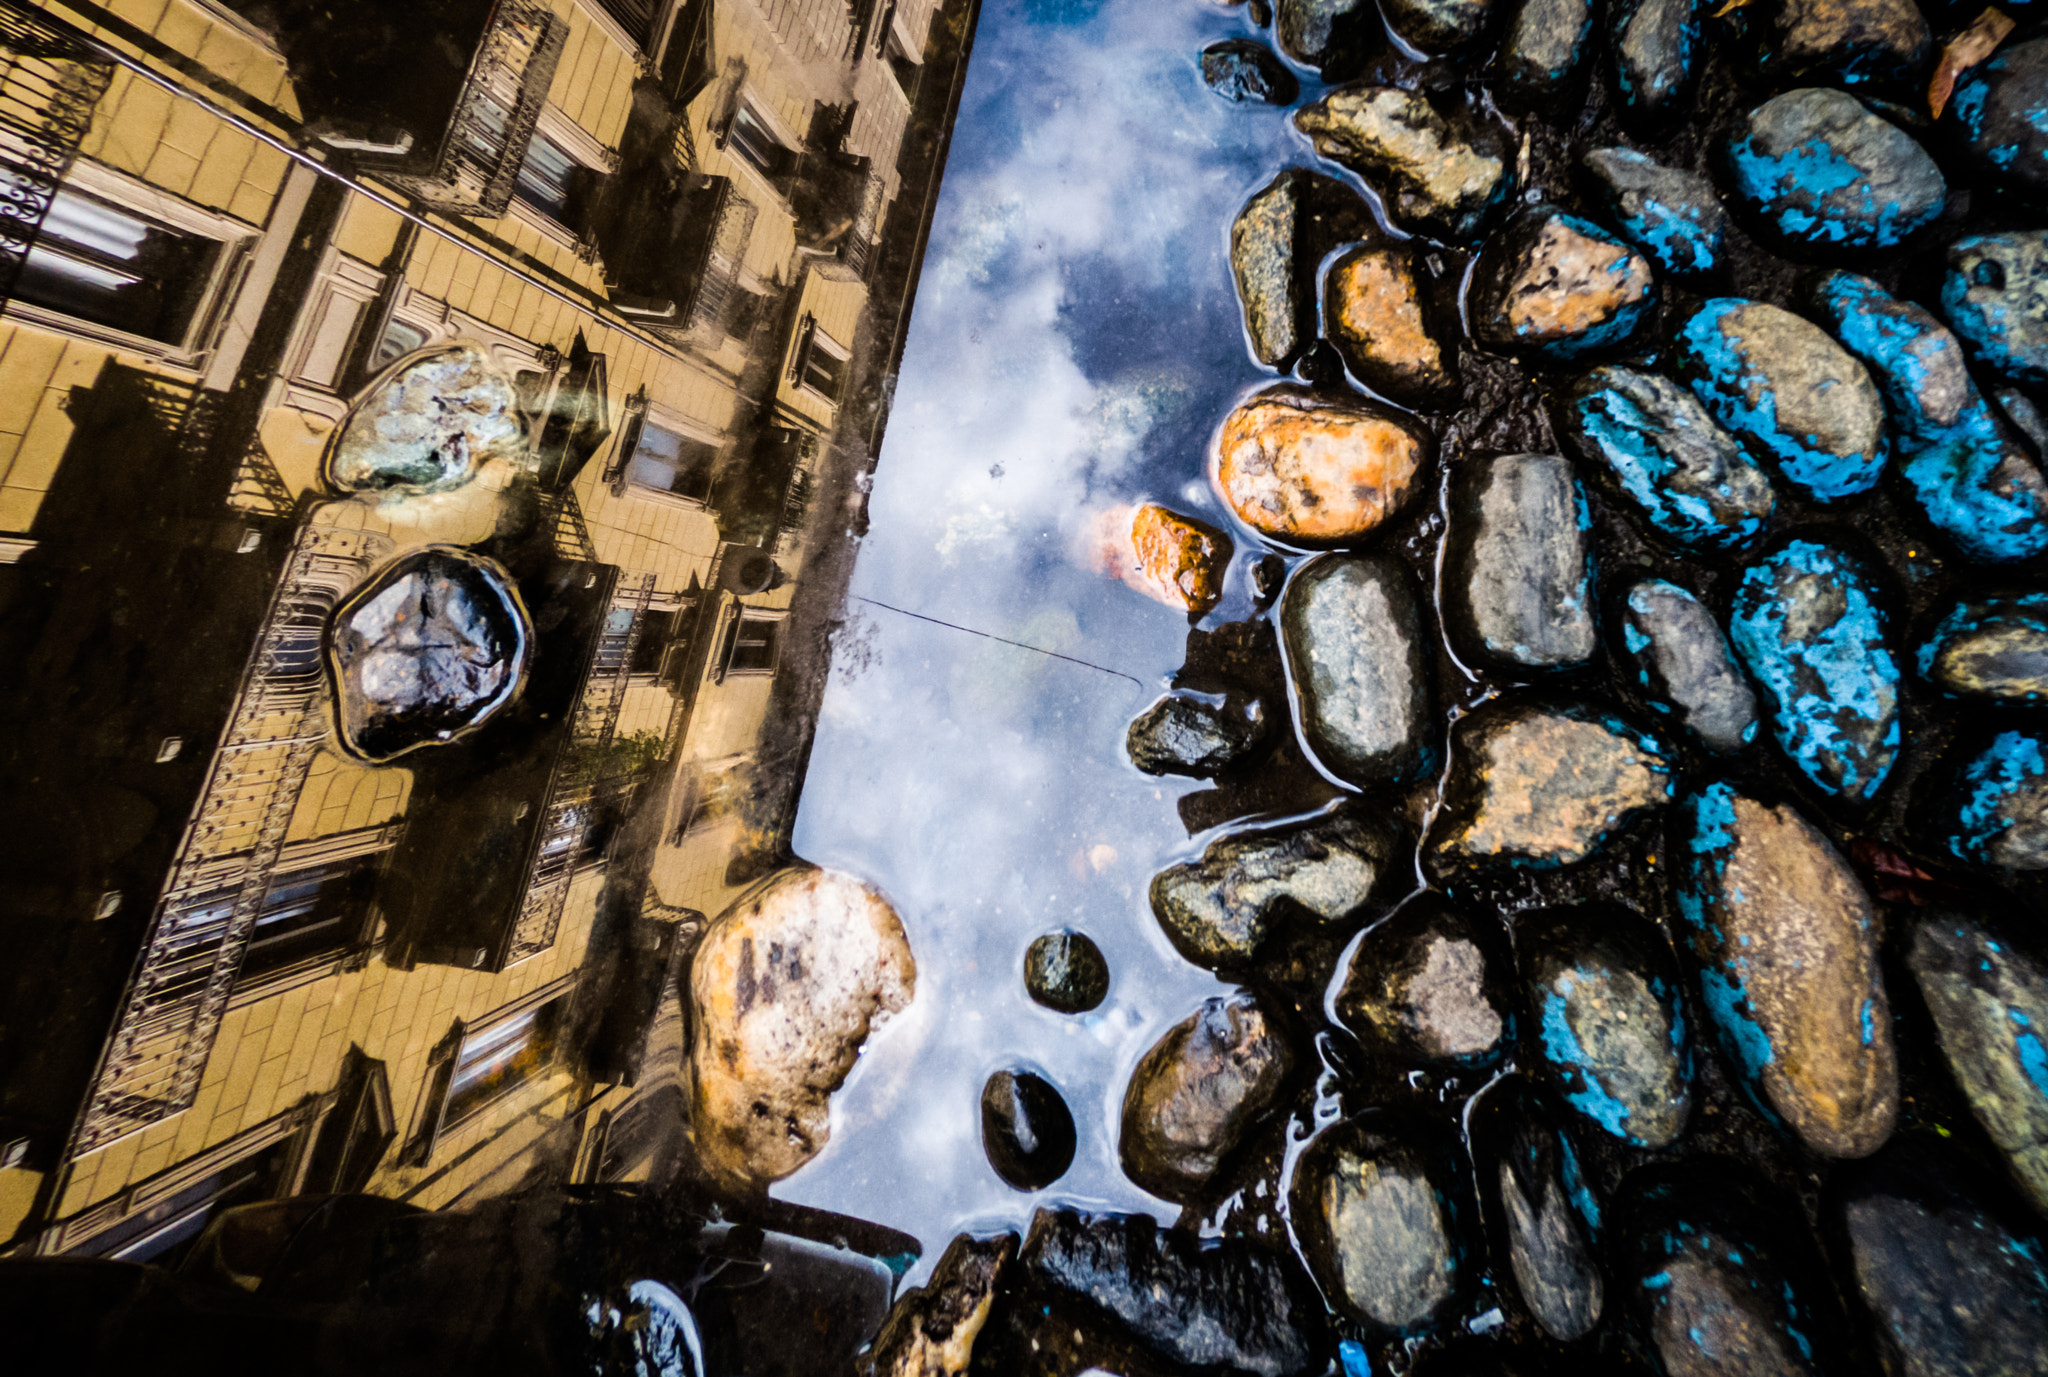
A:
[1943,729,2048,870]
[1024,930,1110,1013]
[1722,88,1946,249]
[690,868,916,1189]
[1675,298,1887,502]
[1441,452,1597,673]
[326,343,527,493]
[1831,1135,2048,1377]
[1124,504,1233,615]
[327,546,532,763]
[1125,693,1269,778]
[1212,390,1432,545]
[1814,271,2048,565]
[1379,0,1492,51]
[1943,230,2048,388]
[1558,365,1775,552]
[1200,39,1298,105]
[1150,808,1401,967]
[1275,0,1379,72]
[981,1070,1077,1191]
[1581,146,1727,277]
[1428,700,1672,871]
[1333,893,1514,1071]
[1676,784,1898,1159]
[1728,539,1901,802]
[1470,208,1657,360]
[1323,245,1457,408]
[1620,578,1759,754]
[1229,170,1374,371]
[1021,1210,1329,1377]
[861,1233,1017,1377]
[1467,1076,1604,1342]
[1279,552,1435,787]
[1289,1115,1470,1335]
[1520,904,1694,1148]
[1293,86,1515,243]
[1120,989,1294,1201]
[1615,1164,1831,1377]
[1919,593,2048,702]
[1907,913,2048,1215]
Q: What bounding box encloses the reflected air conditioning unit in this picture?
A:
[719,545,778,595]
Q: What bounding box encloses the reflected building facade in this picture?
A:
[0,0,972,1262]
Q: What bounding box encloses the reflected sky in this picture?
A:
[783,0,1328,1272]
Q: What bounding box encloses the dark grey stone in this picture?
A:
[1021,1210,1328,1377]
[1609,0,1700,132]
[1125,693,1268,778]
[1290,1116,1468,1334]
[1442,453,1596,672]
[1229,169,1372,370]
[1468,1077,1603,1342]
[1332,893,1513,1069]
[981,1072,1075,1191]
[1834,1136,2048,1377]
[1757,0,1930,90]
[1279,553,1432,787]
[1521,905,1694,1148]
[328,548,531,763]
[1120,989,1293,1201]
[1723,87,1946,249]
[1947,37,2048,201]
[1275,0,1376,70]
[1199,39,1298,105]
[1621,578,1758,753]
[1150,810,1400,968]
[1023,931,1110,1014]
[1581,147,1727,276]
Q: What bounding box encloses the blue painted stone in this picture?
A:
[1470,209,1656,360]
[1621,578,1758,754]
[1581,147,1726,276]
[1908,917,2048,1215]
[1560,365,1774,551]
[1919,594,2048,701]
[1947,730,2048,870]
[1815,271,2048,564]
[1947,37,2048,200]
[1617,1166,1829,1377]
[1493,0,1595,105]
[1520,905,1693,1149]
[1609,0,1700,132]
[1728,540,1900,800]
[1468,1076,1604,1342]
[1677,783,1899,1158]
[1943,231,2048,388]
[1676,298,1886,501]
[1723,88,1946,249]
[1837,1135,2048,1377]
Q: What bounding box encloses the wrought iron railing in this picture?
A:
[538,484,600,563]
[840,169,886,280]
[506,571,659,962]
[67,512,396,1159]
[0,1,113,311]
[645,185,755,350]
[375,0,566,216]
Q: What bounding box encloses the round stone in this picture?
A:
[1945,729,2048,870]
[1493,0,1595,106]
[981,1070,1076,1191]
[1947,37,2048,200]
[1722,87,1945,249]
[1919,594,2048,701]
[1023,931,1110,1013]
[1380,0,1492,50]
[1441,453,1596,672]
[326,343,526,493]
[1120,989,1294,1201]
[1333,893,1514,1069]
[1211,390,1432,545]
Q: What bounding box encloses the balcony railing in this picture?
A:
[506,571,659,962]
[67,512,397,1159]
[838,170,886,281]
[0,1,114,311]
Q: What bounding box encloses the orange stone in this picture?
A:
[1212,392,1432,544]
[1129,504,1232,614]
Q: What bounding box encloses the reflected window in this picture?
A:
[242,855,381,979]
[624,419,719,503]
[793,318,848,403]
[886,24,920,96]
[728,100,797,185]
[720,610,780,677]
[514,130,589,227]
[77,1140,289,1265]
[9,180,222,344]
[375,317,430,365]
[446,995,566,1125]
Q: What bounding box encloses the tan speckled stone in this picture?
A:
[1212,391,1431,544]
[1325,246,1454,406]
[691,868,916,1189]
